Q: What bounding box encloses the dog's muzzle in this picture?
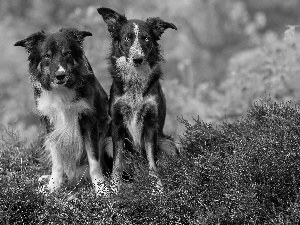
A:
[55,74,67,84]
[132,55,144,67]
[55,66,67,85]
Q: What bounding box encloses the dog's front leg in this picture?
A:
[47,145,64,192]
[111,124,125,193]
[144,129,163,193]
[85,126,108,196]
[42,119,64,193]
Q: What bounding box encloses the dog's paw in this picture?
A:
[38,175,52,195]
[151,179,163,195]
[38,174,51,184]
[38,174,65,194]
[110,184,120,194]
[93,179,110,197]
[110,178,121,194]
[45,176,64,193]
[37,184,51,196]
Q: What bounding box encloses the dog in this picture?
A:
[14,28,110,195]
[97,7,178,193]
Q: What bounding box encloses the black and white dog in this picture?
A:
[97,8,178,192]
[14,28,110,195]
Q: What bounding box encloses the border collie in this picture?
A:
[97,7,178,192]
[14,28,110,195]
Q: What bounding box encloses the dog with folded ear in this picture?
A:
[14,28,111,195]
[97,7,178,193]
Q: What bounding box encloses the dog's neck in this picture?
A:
[113,56,161,95]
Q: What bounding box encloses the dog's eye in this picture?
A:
[43,50,52,59]
[63,51,72,57]
[141,36,150,42]
[43,54,51,59]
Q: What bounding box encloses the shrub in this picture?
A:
[179,99,300,223]
[2,100,300,224]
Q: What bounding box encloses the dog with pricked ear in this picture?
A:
[97,7,178,193]
[15,28,111,196]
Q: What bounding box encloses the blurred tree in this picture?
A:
[209,30,300,122]
[2,0,300,140]
[244,0,300,33]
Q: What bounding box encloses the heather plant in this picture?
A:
[2,99,300,224]
[175,99,300,223]
[3,2,300,224]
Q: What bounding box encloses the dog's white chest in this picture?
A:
[114,93,157,147]
[37,88,93,161]
[37,88,91,124]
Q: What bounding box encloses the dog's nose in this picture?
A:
[55,74,66,81]
[55,65,66,80]
[133,57,144,65]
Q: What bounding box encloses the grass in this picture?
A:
[1,99,300,224]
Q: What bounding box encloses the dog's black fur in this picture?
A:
[97,7,178,192]
[14,28,110,195]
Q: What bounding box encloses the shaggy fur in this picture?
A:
[97,7,178,192]
[14,28,110,195]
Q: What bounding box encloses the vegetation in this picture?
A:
[2,0,300,224]
[3,0,300,139]
[2,100,300,224]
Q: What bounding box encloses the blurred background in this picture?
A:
[2,0,300,142]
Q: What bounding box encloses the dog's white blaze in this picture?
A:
[129,23,144,62]
[37,87,93,173]
[57,64,65,73]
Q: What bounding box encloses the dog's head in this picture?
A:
[97,7,177,70]
[14,28,92,90]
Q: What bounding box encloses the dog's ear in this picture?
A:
[146,17,177,40]
[78,31,93,38]
[14,30,46,53]
[97,7,127,37]
[60,28,92,44]
[75,30,93,43]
